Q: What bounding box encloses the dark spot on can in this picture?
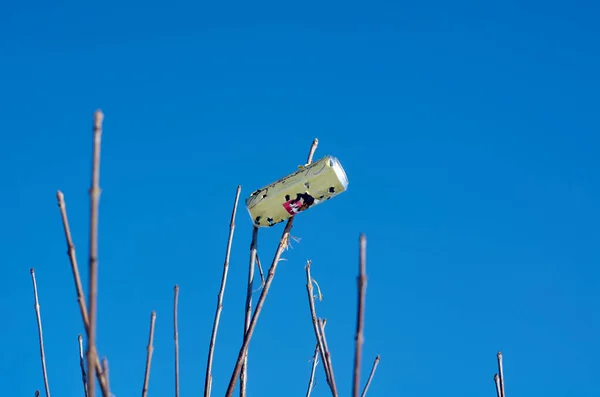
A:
[328,186,335,193]
[262,194,267,198]
[254,216,262,225]
[267,217,274,226]
[285,194,290,201]
[304,182,310,188]
[319,195,324,199]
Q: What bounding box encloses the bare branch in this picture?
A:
[360,355,380,397]
[252,252,266,293]
[78,335,88,397]
[306,138,319,164]
[101,358,110,394]
[174,285,180,397]
[353,233,367,397]
[30,269,51,397]
[204,186,242,397]
[305,261,335,394]
[305,319,327,397]
[305,347,320,397]
[494,374,501,397]
[56,191,109,396]
[497,351,506,397]
[318,318,338,396]
[142,311,157,397]
[240,226,259,397]
[87,109,104,397]
[224,139,319,397]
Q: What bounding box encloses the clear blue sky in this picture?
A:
[1,0,599,396]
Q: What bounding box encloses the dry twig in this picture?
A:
[56,191,109,395]
[174,285,180,397]
[497,351,506,397]
[305,346,320,397]
[87,109,104,397]
[224,138,319,397]
[78,335,88,397]
[252,252,266,292]
[353,234,367,397]
[494,373,501,397]
[142,311,157,397]
[318,318,338,396]
[305,319,327,397]
[101,358,110,393]
[360,355,380,397]
[204,186,242,397]
[240,225,259,397]
[305,261,336,395]
[30,269,51,397]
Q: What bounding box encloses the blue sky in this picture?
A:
[1,0,599,396]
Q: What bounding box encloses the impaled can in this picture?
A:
[246,155,349,227]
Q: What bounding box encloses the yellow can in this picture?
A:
[246,155,349,227]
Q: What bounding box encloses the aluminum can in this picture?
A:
[246,155,349,227]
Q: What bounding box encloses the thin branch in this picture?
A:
[353,234,367,397]
[224,218,294,397]
[360,355,380,397]
[78,335,89,397]
[174,285,180,397]
[252,252,266,292]
[497,351,506,397]
[56,191,109,396]
[142,311,157,397]
[318,318,338,396]
[305,347,320,397]
[30,269,51,397]
[87,109,104,397]
[305,261,335,394]
[306,138,319,164]
[224,139,319,397]
[305,319,327,397]
[204,186,242,397]
[101,358,110,394]
[35,391,40,397]
[240,225,259,397]
[494,374,501,397]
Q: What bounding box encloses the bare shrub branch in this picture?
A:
[78,335,88,397]
[494,374,501,397]
[497,351,506,397]
[56,191,109,395]
[305,319,327,397]
[360,355,380,397]
[142,311,157,397]
[87,109,104,397]
[305,262,337,396]
[252,252,265,293]
[318,318,338,396]
[353,233,367,397]
[240,225,259,397]
[305,345,320,397]
[30,268,51,397]
[174,285,180,397]
[101,358,110,393]
[204,185,242,397]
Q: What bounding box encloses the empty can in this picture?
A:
[245,155,349,227]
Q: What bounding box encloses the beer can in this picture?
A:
[246,155,349,227]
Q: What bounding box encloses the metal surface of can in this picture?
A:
[245,155,349,227]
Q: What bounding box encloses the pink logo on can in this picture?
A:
[282,192,316,215]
